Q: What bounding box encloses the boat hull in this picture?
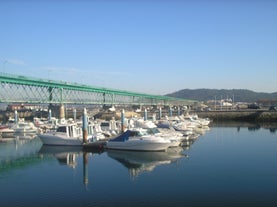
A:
[39,134,83,146]
[106,139,171,151]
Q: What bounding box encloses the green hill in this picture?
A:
[167,89,277,103]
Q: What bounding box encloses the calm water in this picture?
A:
[1,123,277,207]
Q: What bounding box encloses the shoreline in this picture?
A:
[197,110,277,122]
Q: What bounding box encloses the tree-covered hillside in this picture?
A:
[167,89,277,103]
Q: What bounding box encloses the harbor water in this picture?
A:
[0,123,277,207]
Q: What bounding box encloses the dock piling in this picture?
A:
[121,109,125,132]
[48,109,52,120]
[83,108,88,144]
[73,108,77,122]
[169,107,172,117]
[14,110,18,124]
[144,108,148,121]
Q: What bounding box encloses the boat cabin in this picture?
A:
[56,124,81,138]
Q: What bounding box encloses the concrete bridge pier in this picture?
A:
[59,104,65,120]
[47,104,65,119]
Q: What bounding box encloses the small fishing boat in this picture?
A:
[106,129,172,151]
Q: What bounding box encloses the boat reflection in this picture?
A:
[1,132,37,141]
[38,145,102,186]
[39,145,83,168]
[107,147,188,178]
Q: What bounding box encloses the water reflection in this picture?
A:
[1,134,197,186]
[1,125,277,207]
[1,131,38,139]
[0,137,41,160]
[39,145,83,168]
[107,147,188,178]
[39,145,87,186]
[37,145,191,183]
[38,145,103,186]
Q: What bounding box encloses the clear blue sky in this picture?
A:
[1,0,276,94]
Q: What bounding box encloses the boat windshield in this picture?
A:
[147,128,160,134]
[129,130,148,137]
[139,130,148,136]
[100,122,110,127]
[57,126,67,133]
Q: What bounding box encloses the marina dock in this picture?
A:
[83,140,107,150]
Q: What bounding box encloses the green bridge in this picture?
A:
[0,73,196,107]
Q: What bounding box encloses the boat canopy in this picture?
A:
[109,130,131,142]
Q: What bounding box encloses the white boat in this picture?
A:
[146,127,182,147]
[86,122,106,140]
[0,125,14,138]
[38,124,84,146]
[0,125,14,133]
[180,114,210,127]
[129,118,182,147]
[11,121,39,134]
[171,122,194,135]
[129,118,157,129]
[98,119,120,136]
[106,129,172,152]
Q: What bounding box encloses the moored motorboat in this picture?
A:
[0,125,14,133]
[128,118,182,147]
[38,123,84,146]
[11,121,39,134]
[0,125,14,138]
[146,127,182,147]
[106,129,172,151]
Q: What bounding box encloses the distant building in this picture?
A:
[6,104,41,112]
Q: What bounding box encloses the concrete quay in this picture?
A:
[197,110,277,122]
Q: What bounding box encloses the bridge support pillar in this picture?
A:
[59,104,65,119]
